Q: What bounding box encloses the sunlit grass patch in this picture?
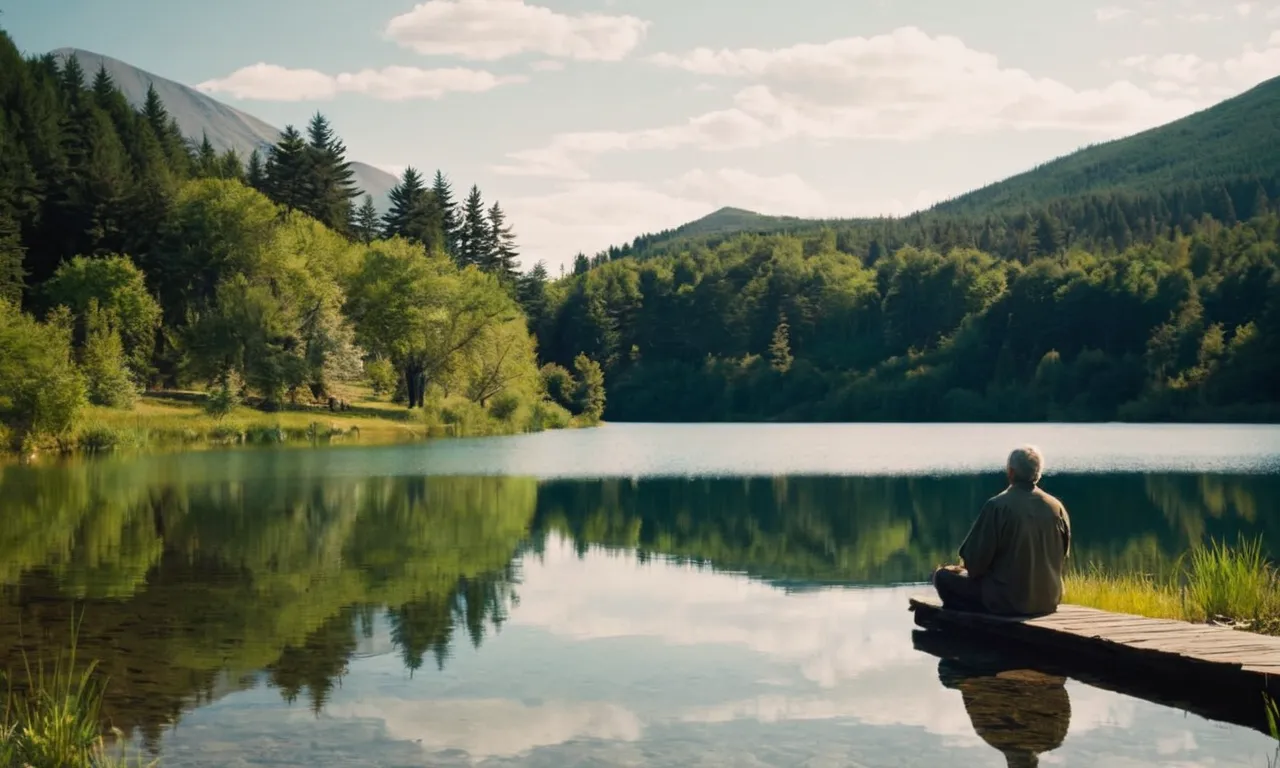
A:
[1063,566,1185,620]
[1066,535,1280,634]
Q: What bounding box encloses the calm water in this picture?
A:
[4,423,1280,766]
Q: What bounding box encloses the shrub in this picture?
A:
[366,357,398,396]
[540,363,574,410]
[80,300,137,409]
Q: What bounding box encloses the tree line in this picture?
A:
[0,28,603,452]
[529,207,1280,423]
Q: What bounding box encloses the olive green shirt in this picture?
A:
[959,481,1072,615]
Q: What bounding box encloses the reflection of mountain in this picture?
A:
[1,463,1278,750]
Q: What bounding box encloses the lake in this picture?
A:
[4,423,1280,766]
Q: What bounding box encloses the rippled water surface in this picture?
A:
[4,423,1280,766]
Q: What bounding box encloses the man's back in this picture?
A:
[958,482,1071,615]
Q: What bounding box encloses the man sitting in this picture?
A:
[933,445,1072,616]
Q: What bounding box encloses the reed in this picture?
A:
[0,616,154,767]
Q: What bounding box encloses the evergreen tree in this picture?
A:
[195,132,219,177]
[487,200,519,282]
[58,53,85,105]
[431,170,460,256]
[1251,182,1270,219]
[769,313,793,373]
[573,253,589,275]
[219,148,244,181]
[246,149,265,191]
[457,185,490,268]
[303,112,360,234]
[90,64,114,101]
[0,210,25,303]
[378,168,444,251]
[263,125,310,212]
[354,195,379,244]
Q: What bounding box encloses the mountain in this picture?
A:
[935,75,1280,214]
[51,47,398,211]
[617,75,1280,253]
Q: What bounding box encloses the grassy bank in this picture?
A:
[17,387,588,458]
[1065,536,1280,634]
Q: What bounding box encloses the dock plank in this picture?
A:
[909,596,1280,699]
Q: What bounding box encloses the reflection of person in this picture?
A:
[937,657,1072,768]
[932,445,1071,615]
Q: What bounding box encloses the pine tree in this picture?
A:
[303,112,360,234]
[246,148,265,190]
[354,195,379,244]
[1251,181,1270,219]
[769,313,793,373]
[487,200,519,282]
[195,132,219,177]
[219,148,244,181]
[264,125,311,212]
[142,83,168,136]
[58,53,85,105]
[457,185,490,269]
[431,170,460,256]
[382,166,427,239]
[0,210,25,304]
[90,64,114,101]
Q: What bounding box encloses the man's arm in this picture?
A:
[958,500,1000,579]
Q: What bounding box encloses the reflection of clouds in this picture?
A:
[514,536,920,688]
[512,537,1168,752]
[326,698,642,760]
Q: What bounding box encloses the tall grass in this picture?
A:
[1065,535,1280,632]
[0,616,154,767]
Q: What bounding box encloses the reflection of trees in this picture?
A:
[533,473,1280,586]
[0,462,536,746]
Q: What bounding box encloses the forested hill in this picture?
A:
[528,78,1280,424]
[49,47,398,211]
[592,76,1280,264]
[936,75,1280,214]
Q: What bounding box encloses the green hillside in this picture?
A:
[606,76,1280,259]
[936,75,1280,214]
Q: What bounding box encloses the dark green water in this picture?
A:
[3,423,1280,766]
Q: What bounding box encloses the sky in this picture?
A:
[5,0,1280,272]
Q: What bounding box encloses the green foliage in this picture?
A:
[204,370,242,420]
[0,301,87,452]
[79,300,137,409]
[43,255,162,381]
[364,357,397,396]
[572,353,606,423]
[540,363,574,410]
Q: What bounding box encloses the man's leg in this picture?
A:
[932,567,986,612]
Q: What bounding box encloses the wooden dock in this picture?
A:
[910,596,1280,703]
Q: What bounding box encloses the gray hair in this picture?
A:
[1007,445,1044,484]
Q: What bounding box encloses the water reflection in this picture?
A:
[2,459,1279,763]
[937,658,1071,767]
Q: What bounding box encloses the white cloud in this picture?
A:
[197,63,524,101]
[1174,11,1222,22]
[497,27,1200,180]
[1118,53,1219,83]
[1095,6,1132,21]
[1236,2,1256,16]
[385,0,649,61]
[328,698,643,759]
[1268,6,1280,19]
[1221,31,1280,84]
[531,59,567,71]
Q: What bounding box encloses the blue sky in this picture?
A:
[5,0,1280,271]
